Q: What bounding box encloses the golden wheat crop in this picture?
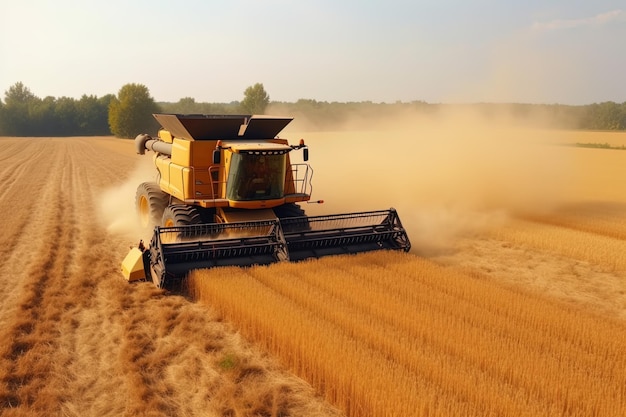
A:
[188,251,626,417]
[523,204,626,240]
[490,219,626,272]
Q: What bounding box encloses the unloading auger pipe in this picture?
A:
[135,133,173,156]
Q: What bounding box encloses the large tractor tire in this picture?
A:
[136,182,169,228]
[161,205,203,227]
[160,205,203,243]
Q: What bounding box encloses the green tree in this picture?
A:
[76,94,112,135]
[2,82,39,135]
[30,96,57,135]
[108,83,160,138]
[4,82,37,107]
[54,96,78,135]
[241,83,270,114]
[582,102,624,130]
[176,97,198,114]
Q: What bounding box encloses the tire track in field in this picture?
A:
[0,138,137,414]
[0,145,76,413]
[0,138,183,415]
[0,138,139,415]
[0,138,36,166]
[0,150,41,203]
[0,141,49,261]
[0,141,69,327]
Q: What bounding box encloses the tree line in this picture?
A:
[0,82,114,136]
[269,100,626,132]
[0,81,624,137]
[0,82,270,138]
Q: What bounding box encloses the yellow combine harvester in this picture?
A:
[122,114,410,288]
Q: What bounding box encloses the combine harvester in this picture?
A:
[121,114,411,288]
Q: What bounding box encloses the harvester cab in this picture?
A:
[121,114,410,288]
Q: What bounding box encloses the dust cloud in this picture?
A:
[97,156,156,243]
[97,109,574,255]
[286,108,572,254]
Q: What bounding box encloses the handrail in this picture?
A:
[290,163,313,196]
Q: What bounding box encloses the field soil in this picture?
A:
[0,127,625,416]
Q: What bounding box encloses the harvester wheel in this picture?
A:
[161,205,203,227]
[160,205,203,243]
[136,182,169,228]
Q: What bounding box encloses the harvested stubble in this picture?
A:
[188,251,626,417]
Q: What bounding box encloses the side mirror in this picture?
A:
[303,147,309,162]
[212,149,221,164]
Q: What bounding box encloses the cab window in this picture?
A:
[226,153,286,200]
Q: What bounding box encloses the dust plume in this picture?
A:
[97,156,156,243]
[286,108,572,254]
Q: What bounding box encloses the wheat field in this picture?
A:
[189,124,626,416]
[188,252,626,417]
[0,122,625,416]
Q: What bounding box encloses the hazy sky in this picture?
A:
[2,1,625,104]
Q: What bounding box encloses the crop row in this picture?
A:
[189,251,626,417]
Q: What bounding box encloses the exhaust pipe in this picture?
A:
[135,134,173,156]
